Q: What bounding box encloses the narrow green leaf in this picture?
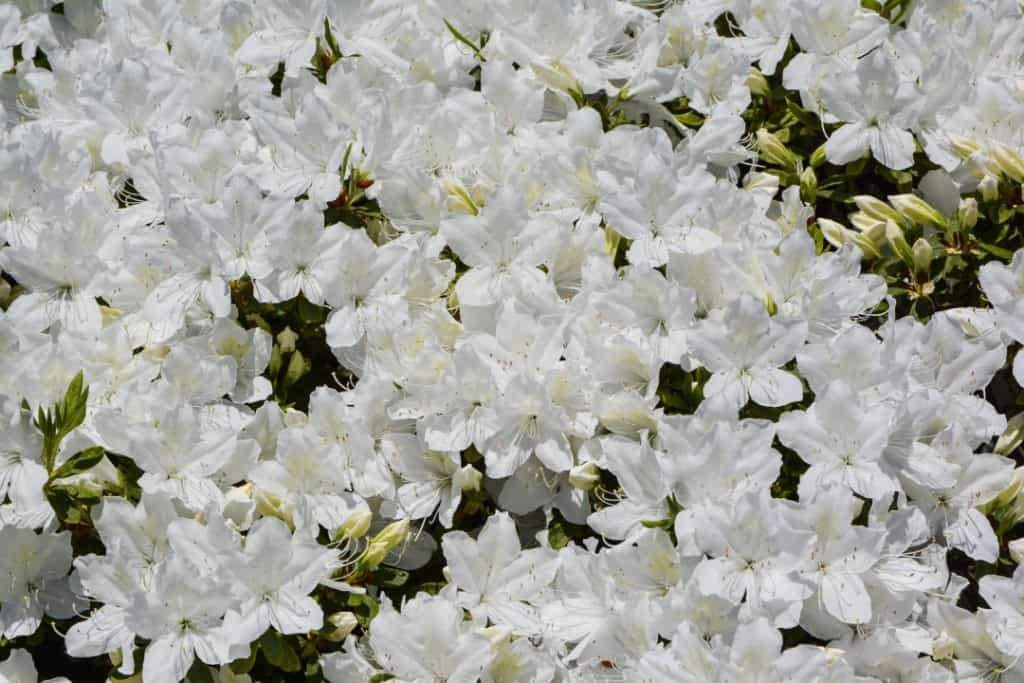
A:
[46,447,106,485]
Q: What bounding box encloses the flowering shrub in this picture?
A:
[2,0,1024,681]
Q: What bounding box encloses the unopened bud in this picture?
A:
[569,462,601,490]
[995,412,1024,457]
[454,464,482,493]
[852,225,884,260]
[933,633,956,660]
[531,60,579,93]
[888,194,947,227]
[763,291,778,317]
[992,143,1024,183]
[254,490,292,528]
[322,611,359,642]
[911,238,933,277]
[849,211,884,234]
[747,67,770,98]
[361,518,410,570]
[885,220,914,266]
[336,509,373,541]
[283,349,308,387]
[268,345,282,377]
[979,174,999,202]
[276,326,299,353]
[1010,538,1024,565]
[756,129,799,172]
[949,134,981,159]
[853,195,902,224]
[817,218,850,249]
[809,144,828,168]
[958,198,978,230]
[800,166,818,203]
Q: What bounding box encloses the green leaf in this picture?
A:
[370,674,395,683]
[47,447,105,485]
[785,97,819,130]
[548,519,570,549]
[34,371,90,473]
[343,592,380,629]
[229,648,258,675]
[978,241,1014,260]
[259,631,302,672]
[443,19,486,62]
[186,661,216,683]
[372,566,409,587]
[296,296,328,324]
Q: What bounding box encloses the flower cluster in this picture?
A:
[1,0,1024,681]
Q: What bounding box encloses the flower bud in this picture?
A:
[1010,538,1024,565]
[849,211,884,234]
[996,412,1024,457]
[283,349,308,387]
[747,67,770,98]
[322,611,359,642]
[853,195,902,223]
[361,518,410,570]
[958,197,978,230]
[992,143,1024,183]
[569,462,601,491]
[809,144,827,168]
[755,129,799,172]
[885,220,914,266]
[979,174,999,202]
[276,326,299,353]
[531,59,579,93]
[268,345,282,377]
[852,224,884,260]
[455,463,483,493]
[949,134,981,159]
[911,238,933,277]
[933,633,956,660]
[336,509,373,541]
[799,166,818,203]
[816,218,847,248]
[254,490,292,528]
[888,194,947,227]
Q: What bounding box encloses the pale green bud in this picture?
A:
[911,238,933,277]
[1010,538,1024,565]
[995,412,1024,457]
[979,174,999,202]
[888,194,947,227]
[283,348,308,387]
[276,326,299,354]
[853,195,902,223]
[268,345,282,377]
[454,464,482,493]
[747,67,770,98]
[885,220,914,266]
[949,134,981,159]
[336,509,373,541]
[849,211,885,233]
[958,198,978,230]
[569,462,600,491]
[809,144,828,168]
[992,143,1024,183]
[322,611,360,642]
[800,166,818,203]
[361,518,411,570]
[755,129,799,172]
[817,218,851,249]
